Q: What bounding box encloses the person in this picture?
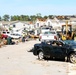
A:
[57,33,61,40]
[52,42,57,46]
[57,42,62,46]
[7,36,15,45]
[7,36,12,45]
[22,36,25,42]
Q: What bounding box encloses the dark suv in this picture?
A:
[33,40,76,63]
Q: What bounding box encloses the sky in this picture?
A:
[0,0,76,16]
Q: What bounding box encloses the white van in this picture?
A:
[9,33,22,39]
[2,31,10,36]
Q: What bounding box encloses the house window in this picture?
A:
[13,25,16,28]
[37,23,39,27]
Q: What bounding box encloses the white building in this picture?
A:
[35,17,64,29]
[0,21,11,32]
[34,17,76,35]
[9,21,25,34]
[0,21,35,35]
[35,18,46,28]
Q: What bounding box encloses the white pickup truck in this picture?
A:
[39,30,58,41]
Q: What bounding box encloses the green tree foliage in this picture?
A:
[36,13,42,18]
[24,15,30,21]
[10,15,30,21]
[48,15,54,19]
[0,16,2,21]
[30,15,37,21]
[1,14,75,22]
[19,15,24,21]
[11,15,17,21]
[3,14,10,21]
[43,16,48,19]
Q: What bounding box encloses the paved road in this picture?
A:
[0,40,76,75]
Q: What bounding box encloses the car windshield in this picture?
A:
[44,31,55,35]
[42,27,49,30]
[3,32,6,34]
[63,40,76,46]
[7,32,10,34]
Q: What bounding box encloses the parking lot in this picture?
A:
[0,40,76,75]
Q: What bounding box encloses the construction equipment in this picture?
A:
[61,21,74,40]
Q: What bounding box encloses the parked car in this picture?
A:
[9,33,22,39]
[39,30,58,41]
[1,34,8,39]
[1,31,10,39]
[33,40,76,63]
[40,27,51,34]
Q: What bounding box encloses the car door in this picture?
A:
[51,46,60,58]
[51,42,66,59]
[42,43,53,57]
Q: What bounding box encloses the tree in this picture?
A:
[24,15,30,21]
[30,15,37,21]
[36,13,42,18]
[20,15,24,21]
[48,15,54,19]
[3,14,10,21]
[0,16,2,21]
[43,16,48,19]
[10,16,14,21]
[10,15,18,21]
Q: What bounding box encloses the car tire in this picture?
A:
[69,53,76,63]
[38,51,44,60]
